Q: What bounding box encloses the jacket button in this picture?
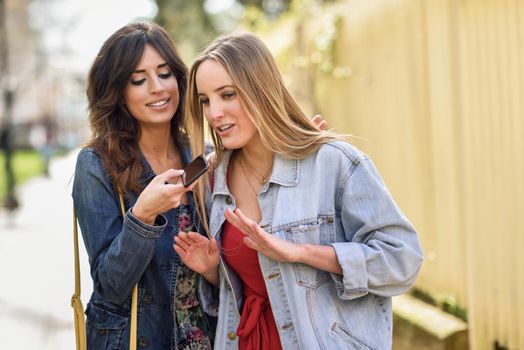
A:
[267,272,281,279]
[138,336,149,348]
[282,322,294,330]
[96,328,108,335]
[225,197,232,205]
[143,293,153,304]
[226,283,232,291]
[227,331,236,340]
[327,217,334,224]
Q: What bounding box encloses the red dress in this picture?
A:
[221,221,283,350]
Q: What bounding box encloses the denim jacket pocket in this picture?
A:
[330,322,375,350]
[86,303,128,350]
[283,216,335,289]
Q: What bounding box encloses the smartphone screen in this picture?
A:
[182,154,209,187]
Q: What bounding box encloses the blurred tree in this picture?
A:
[154,0,217,59]
[1,0,49,128]
[0,0,18,210]
[237,0,290,19]
[236,0,337,19]
[152,0,337,59]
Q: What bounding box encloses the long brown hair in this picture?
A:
[87,22,187,194]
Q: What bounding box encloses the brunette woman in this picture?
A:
[73,22,213,349]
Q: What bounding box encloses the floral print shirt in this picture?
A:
[175,204,212,350]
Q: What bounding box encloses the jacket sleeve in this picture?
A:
[330,157,423,300]
[72,149,166,305]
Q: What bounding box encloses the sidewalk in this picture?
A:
[0,149,90,349]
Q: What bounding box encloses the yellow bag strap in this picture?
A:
[118,191,138,350]
[73,190,138,350]
[73,206,82,299]
[72,206,87,350]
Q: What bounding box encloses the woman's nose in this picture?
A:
[207,101,224,121]
[149,76,165,94]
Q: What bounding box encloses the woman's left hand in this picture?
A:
[224,208,303,263]
[311,114,327,131]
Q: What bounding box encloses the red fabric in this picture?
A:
[222,222,282,350]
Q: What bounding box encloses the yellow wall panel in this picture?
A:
[265,0,523,348]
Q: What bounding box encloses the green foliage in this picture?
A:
[154,0,218,59]
[243,1,351,80]
[241,5,271,32]
[0,149,44,201]
[237,0,290,19]
[237,0,338,19]
[310,13,351,78]
[412,287,468,322]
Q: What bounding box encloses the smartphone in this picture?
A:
[182,154,209,188]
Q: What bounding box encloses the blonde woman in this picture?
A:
[174,33,423,350]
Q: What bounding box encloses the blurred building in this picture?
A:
[0,0,88,150]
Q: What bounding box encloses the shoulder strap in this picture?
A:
[72,207,87,350]
[72,190,138,350]
[119,191,138,350]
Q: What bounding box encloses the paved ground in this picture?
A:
[0,150,90,349]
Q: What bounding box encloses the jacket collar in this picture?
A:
[270,153,299,187]
[212,149,299,199]
[138,153,156,185]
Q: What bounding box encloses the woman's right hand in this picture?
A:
[174,231,220,285]
[132,168,192,225]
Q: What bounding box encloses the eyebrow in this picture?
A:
[133,63,169,74]
[198,85,234,96]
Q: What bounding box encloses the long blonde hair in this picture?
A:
[186,32,345,161]
[185,33,346,233]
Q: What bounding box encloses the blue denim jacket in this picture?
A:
[202,141,423,350]
[73,145,206,349]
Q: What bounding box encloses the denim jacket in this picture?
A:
[73,145,206,349]
[201,141,423,350]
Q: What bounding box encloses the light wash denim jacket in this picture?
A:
[201,141,423,350]
[73,145,209,349]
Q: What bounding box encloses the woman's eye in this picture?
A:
[159,72,172,79]
[130,79,146,86]
[223,91,236,99]
[199,98,209,105]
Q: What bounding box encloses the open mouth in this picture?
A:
[217,124,234,132]
[146,98,170,108]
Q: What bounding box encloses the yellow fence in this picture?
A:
[262,0,524,348]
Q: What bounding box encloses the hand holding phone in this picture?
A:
[181,154,209,187]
